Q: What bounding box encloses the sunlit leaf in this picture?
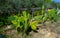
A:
[30,21,38,30]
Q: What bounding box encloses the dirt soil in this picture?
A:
[2,18,60,38]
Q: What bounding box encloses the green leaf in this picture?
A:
[8,16,16,21]
[22,11,27,17]
[30,21,38,30]
[33,15,42,20]
[45,0,51,3]
[48,9,57,21]
[42,16,47,22]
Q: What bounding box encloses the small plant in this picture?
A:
[8,9,59,35]
[47,9,59,22]
[8,11,39,34]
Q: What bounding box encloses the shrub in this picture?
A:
[8,11,39,34]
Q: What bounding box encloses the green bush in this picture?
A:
[47,9,59,22]
[8,11,39,33]
[8,8,59,33]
